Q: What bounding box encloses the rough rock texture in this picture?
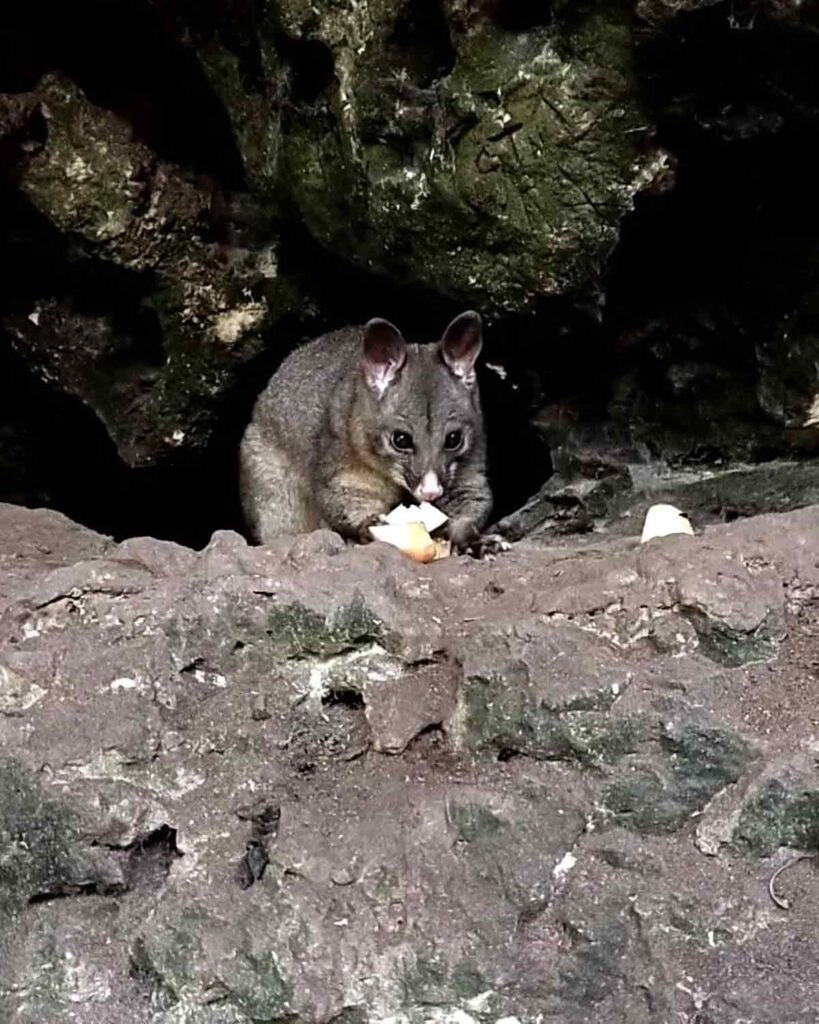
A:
[2,72,277,467]
[491,453,819,543]
[275,0,664,311]
[2,499,819,1023]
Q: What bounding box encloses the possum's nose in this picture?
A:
[414,471,444,503]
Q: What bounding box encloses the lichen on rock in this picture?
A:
[5,75,281,466]
[275,0,665,311]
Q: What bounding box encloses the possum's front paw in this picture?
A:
[448,518,510,559]
[467,533,511,558]
[447,517,479,552]
[355,514,385,544]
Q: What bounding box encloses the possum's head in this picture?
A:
[356,311,486,504]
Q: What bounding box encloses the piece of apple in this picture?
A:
[640,503,694,543]
[369,522,439,563]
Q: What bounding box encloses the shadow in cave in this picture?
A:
[0,201,555,545]
[0,190,246,547]
[0,332,250,548]
[595,0,819,464]
[0,0,249,188]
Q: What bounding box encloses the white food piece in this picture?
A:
[381,501,448,532]
[369,523,413,545]
[640,503,694,543]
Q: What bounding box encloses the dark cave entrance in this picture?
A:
[0,225,555,548]
[0,335,553,548]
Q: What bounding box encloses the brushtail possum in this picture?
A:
[240,311,498,552]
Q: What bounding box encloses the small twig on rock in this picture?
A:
[768,852,817,909]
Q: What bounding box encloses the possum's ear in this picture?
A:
[440,311,482,387]
[361,319,407,398]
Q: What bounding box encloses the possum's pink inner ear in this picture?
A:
[440,311,482,386]
[361,318,407,397]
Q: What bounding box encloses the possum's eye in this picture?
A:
[444,429,463,451]
[391,430,414,452]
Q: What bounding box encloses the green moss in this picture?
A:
[562,712,651,766]
[0,757,86,921]
[682,608,783,668]
[135,908,294,1020]
[17,76,278,466]
[222,948,294,1020]
[265,598,389,658]
[401,955,488,1008]
[462,673,649,766]
[275,0,657,312]
[21,78,143,243]
[603,726,753,835]
[402,955,448,1005]
[450,962,488,1000]
[732,779,819,857]
[463,671,575,760]
[449,800,504,843]
[195,42,281,195]
[136,909,213,997]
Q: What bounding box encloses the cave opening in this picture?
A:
[0,213,555,548]
[273,34,337,106]
[386,0,457,88]
[491,0,555,34]
[595,0,819,466]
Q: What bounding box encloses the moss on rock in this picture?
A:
[264,597,390,658]
[271,0,664,312]
[731,776,819,857]
[462,670,651,766]
[11,76,281,465]
[603,724,754,834]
